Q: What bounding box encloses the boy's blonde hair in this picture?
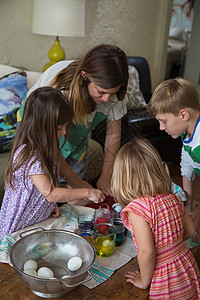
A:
[147,77,199,117]
[112,137,172,208]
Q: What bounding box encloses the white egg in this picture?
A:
[67,256,82,272]
[24,268,38,277]
[37,267,54,279]
[23,259,37,271]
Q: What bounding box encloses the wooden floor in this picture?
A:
[169,163,200,203]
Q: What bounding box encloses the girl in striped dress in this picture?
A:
[112,137,200,299]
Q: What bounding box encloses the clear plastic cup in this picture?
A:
[94,204,111,225]
[93,223,116,257]
[113,218,125,246]
[78,213,94,230]
[112,203,122,219]
[76,228,93,244]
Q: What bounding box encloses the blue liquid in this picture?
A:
[78,220,94,230]
[80,231,90,237]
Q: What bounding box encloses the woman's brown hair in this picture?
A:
[50,44,129,125]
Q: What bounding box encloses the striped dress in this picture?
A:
[121,193,200,299]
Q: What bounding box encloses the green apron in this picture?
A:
[60,112,106,161]
[18,95,106,161]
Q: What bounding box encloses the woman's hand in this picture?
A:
[86,189,105,203]
[51,204,60,218]
[125,270,149,289]
[97,175,113,196]
[98,119,121,196]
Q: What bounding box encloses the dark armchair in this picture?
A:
[92,56,182,164]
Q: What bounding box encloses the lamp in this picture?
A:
[32,0,85,72]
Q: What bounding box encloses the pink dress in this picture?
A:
[121,193,200,299]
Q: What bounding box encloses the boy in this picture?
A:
[147,77,200,242]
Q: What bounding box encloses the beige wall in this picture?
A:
[0,0,172,89]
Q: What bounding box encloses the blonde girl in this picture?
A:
[112,137,200,299]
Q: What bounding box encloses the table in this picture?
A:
[0,255,149,300]
[1,246,199,300]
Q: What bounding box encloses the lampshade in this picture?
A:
[32,0,85,37]
[32,0,85,71]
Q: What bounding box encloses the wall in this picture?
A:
[0,0,172,89]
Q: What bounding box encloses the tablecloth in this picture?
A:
[0,203,199,289]
[0,203,137,289]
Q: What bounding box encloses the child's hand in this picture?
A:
[191,209,200,242]
[51,204,60,218]
[125,270,149,289]
[87,189,105,203]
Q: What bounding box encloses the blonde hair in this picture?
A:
[147,77,199,117]
[50,44,129,125]
[112,137,172,208]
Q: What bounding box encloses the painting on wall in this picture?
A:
[170,0,194,32]
[165,0,195,79]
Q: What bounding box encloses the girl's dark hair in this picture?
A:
[5,87,73,190]
[50,44,129,125]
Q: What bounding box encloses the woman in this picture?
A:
[18,44,129,195]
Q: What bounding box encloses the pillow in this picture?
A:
[0,64,20,78]
[126,65,147,110]
[25,70,41,90]
[0,70,28,152]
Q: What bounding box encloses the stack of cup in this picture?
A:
[112,203,122,219]
[93,223,116,257]
[113,218,126,246]
[92,204,117,256]
[112,203,126,246]
[77,213,94,243]
[94,203,112,226]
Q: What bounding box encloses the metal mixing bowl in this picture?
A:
[10,229,95,298]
